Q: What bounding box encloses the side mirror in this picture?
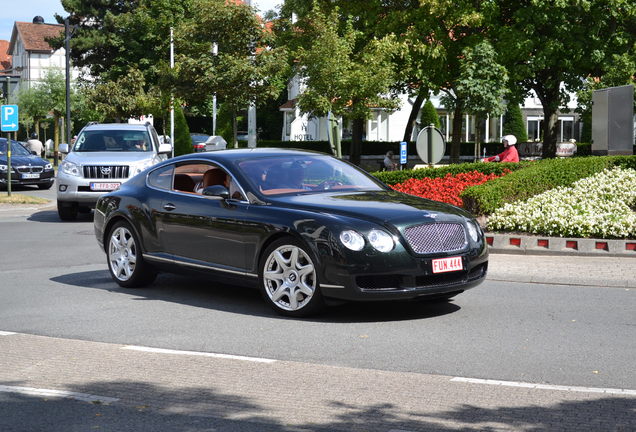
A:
[59,143,70,154]
[159,143,172,154]
[202,185,229,199]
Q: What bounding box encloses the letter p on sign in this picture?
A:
[1,105,19,132]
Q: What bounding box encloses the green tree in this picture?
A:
[448,40,508,157]
[172,103,191,156]
[172,0,288,147]
[282,4,399,165]
[86,68,150,122]
[491,0,636,158]
[39,70,68,164]
[16,85,48,138]
[502,102,527,143]
[420,100,441,129]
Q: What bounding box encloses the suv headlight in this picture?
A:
[134,160,154,175]
[60,160,81,177]
[368,229,395,252]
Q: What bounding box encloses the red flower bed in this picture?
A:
[390,170,509,207]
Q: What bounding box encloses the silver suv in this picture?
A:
[57,122,172,220]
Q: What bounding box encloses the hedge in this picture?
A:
[371,161,530,185]
[460,155,636,215]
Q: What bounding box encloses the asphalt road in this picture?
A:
[1,185,634,389]
[0,185,634,431]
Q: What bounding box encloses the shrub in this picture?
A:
[488,167,636,238]
[503,102,528,143]
[461,155,636,215]
[420,100,441,128]
[372,161,528,185]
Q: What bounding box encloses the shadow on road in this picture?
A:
[0,378,633,432]
[50,269,461,323]
[28,209,94,223]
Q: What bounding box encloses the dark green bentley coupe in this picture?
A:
[94,148,488,316]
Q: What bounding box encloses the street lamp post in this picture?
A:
[62,17,74,167]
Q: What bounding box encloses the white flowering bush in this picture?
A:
[488,167,636,238]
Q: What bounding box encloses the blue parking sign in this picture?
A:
[1,105,19,132]
[400,141,407,165]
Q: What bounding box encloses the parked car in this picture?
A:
[56,122,172,221]
[0,138,55,190]
[190,133,210,152]
[94,148,488,317]
[203,135,227,152]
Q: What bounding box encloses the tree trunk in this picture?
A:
[403,93,425,142]
[350,118,364,166]
[541,108,559,159]
[450,103,463,163]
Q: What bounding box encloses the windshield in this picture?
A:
[238,154,386,196]
[0,140,31,156]
[74,129,153,152]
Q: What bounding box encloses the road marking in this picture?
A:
[451,377,636,396]
[0,331,16,336]
[0,385,119,404]
[122,345,277,363]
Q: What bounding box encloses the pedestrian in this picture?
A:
[383,150,398,171]
[482,135,519,163]
[26,132,44,157]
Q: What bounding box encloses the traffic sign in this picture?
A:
[400,141,407,165]
[1,105,19,132]
[416,125,445,164]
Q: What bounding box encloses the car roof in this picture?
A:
[82,123,151,131]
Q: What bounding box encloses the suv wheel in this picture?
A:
[57,201,78,221]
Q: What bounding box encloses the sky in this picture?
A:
[0,0,282,43]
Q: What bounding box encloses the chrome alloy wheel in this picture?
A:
[108,226,138,282]
[263,245,317,312]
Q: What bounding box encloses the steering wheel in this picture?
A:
[317,179,344,190]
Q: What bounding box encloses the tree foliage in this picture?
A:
[420,100,441,129]
[173,103,191,157]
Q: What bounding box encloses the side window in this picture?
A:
[148,165,174,190]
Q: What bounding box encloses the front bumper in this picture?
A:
[56,171,130,205]
[0,170,55,187]
[319,247,489,302]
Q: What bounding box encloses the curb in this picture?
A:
[485,233,636,257]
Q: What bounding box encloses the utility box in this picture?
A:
[591,85,634,155]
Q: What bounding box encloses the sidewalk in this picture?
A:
[1,332,634,432]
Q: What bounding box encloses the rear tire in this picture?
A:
[106,221,157,288]
[57,201,78,221]
[259,237,324,317]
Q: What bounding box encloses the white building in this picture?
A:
[7,17,68,95]
[280,75,581,145]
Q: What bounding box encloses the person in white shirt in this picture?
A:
[26,133,44,157]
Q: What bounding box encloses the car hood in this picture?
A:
[67,152,157,165]
[0,155,48,166]
[270,190,474,226]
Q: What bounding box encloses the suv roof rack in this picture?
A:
[86,121,99,126]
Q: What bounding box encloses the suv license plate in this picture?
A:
[90,182,120,191]
[432,256,463,274]
[22,173,40,179]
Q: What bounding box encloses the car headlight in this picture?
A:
[60,160,81,177]
[368,229,394,252]
[44,163,53,170]
[340,230,365,251]
[466,221,481,243]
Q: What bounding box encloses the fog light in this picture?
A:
[59,185,68,191]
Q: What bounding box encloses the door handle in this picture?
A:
[163,203,176,211]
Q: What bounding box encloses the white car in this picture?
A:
[56,122,172,221]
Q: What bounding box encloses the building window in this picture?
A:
[559,117,574,142]
[527,117,543,141]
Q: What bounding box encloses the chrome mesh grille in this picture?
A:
[15,166,44,173]
[404,223,467,254]
[83,165,129,179]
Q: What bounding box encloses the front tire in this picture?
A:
[259,238,324,317]
[57,201,78,221]
[107,221,156,288]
